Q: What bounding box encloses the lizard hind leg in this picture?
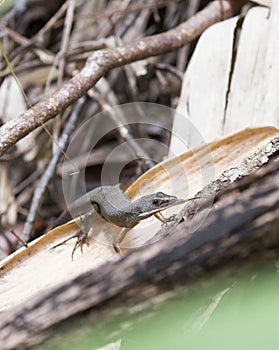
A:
[50,213,92,259]
[71,230,90,260]
[50,229,90,260]
[70,213,92,259]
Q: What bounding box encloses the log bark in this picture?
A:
[1,154,279,349]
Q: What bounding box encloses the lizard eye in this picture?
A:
[152,199,159,205]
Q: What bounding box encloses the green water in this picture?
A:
[41,260,279,350]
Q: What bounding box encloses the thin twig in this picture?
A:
[48,0,76,154]
[76,0,184,22]
[34,1,69,44]
[13,166,45,196]
[21,97,86,242]
[90,91,155,171]
[154,62,184,80]
[10,229,28,247]
[0,24,55,65]
[45,0,76,91]
[0,0,247,157]
[176,0,202,71]
[0,2,67,71]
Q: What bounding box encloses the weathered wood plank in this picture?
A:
[224,6,274,132]
[171,4,277,154]
[172,16,237,151]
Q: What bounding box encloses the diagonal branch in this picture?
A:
[0,0,246,157]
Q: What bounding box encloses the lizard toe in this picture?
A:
[71,230,89,260]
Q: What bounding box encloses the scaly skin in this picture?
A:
[52,184,189,256]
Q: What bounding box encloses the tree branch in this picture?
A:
[0,0,247,157]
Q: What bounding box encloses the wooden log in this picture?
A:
[1,153,279,349]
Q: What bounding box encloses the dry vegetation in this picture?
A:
[0,0,245,257]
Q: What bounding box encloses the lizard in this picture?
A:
[51,184,191,257]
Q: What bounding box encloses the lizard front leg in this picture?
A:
[113,213,176,255]
[113,227,130,255]
[154,212,176,226]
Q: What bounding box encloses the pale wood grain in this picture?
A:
[171,4,276,154]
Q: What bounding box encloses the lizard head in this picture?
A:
[135,192,186,220]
